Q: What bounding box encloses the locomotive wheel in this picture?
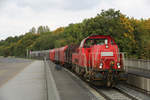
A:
[79,68,85,76]
[71,64,76,72]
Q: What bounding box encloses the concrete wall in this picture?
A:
[125,59,150,72]
[127,74,150,94]
[124,59,150,93]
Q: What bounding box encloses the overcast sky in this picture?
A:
[0,0,150,40]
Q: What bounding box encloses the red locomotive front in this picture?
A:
[72,35,127,87]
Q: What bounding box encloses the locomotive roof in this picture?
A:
[88,35,112,39]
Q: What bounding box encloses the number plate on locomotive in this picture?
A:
[101,52,113,56]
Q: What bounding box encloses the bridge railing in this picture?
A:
[124,58,150,73]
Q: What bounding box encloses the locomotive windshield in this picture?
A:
[84,38,109,48]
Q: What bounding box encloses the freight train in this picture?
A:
[30,35,128,87]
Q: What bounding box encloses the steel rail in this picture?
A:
[114,87,138,100]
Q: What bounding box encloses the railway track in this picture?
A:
[115,84,150,100]
[91,85,138,100]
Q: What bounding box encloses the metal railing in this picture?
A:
[124,58,150,72]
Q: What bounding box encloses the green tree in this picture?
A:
[29,27,36,34]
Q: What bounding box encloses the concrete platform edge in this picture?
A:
[44,60,61,100]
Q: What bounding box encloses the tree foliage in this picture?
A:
[0,9,150,59]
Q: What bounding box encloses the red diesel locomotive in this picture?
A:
[49,35,127,87]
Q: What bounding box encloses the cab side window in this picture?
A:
[111,40,114,45]
[84,39,93,48]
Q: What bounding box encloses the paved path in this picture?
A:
[0,62,31,86]
[0,60,47,100]
[0,57,104,100]
[48,61,94,100]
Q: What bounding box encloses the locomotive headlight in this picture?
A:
[117,63,120,68]
[99,63,103,69]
